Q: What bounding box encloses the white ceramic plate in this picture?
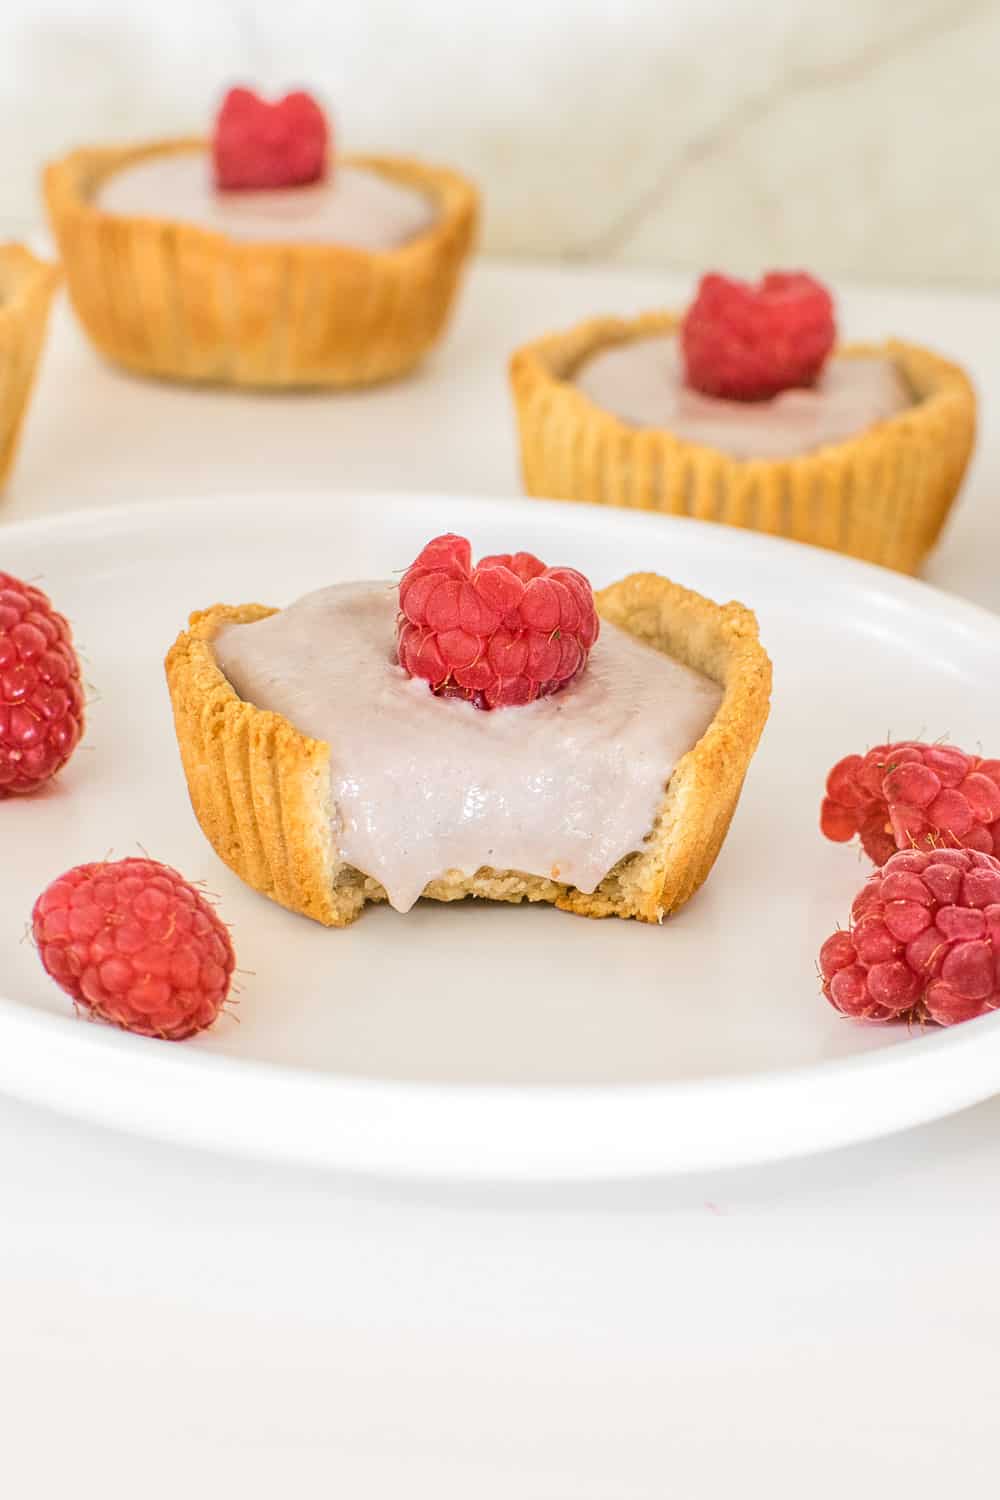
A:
[4,491,1000,1180]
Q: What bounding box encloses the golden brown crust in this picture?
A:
[164,577,772,927]
[44,139,479,388]
[509,310,977,575]
[0,245,61,490]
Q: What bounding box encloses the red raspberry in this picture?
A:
[213,85,329,191]
[681,270,836,401]
[32,858,236,1041]
[821,741,1000,867]
[396,533,600,710]
[819,847,1000,1026]
[0,572,85,797]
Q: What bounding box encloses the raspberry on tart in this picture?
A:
[0,572,85,797]
[395,533,600,709]
[33,858,236,1041]
[213,85,330,191]
[680,270,836,402]
[821,741,1000,866]
[819,848,1000,1026]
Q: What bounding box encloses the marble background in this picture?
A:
[4,0,999,287]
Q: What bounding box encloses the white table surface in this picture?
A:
[4,261,1000,1497]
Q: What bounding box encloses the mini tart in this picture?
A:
[44,139,479,388]
[510,311,977,575]
[164,573,771,927]
[0,246,60,489]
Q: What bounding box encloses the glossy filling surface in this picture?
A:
[573,336,912,459]
[97,153,436,250]
[214,582,723,913]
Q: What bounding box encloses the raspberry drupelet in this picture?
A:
[821,741,1000,866]
[0,571,85,797]
[681,271,836,402]
[819,847,1000,1026]
[396,533,600,709]
[33,858,236,1041]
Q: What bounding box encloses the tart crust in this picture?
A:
[164,574,772,927]
[509,312,977,575]
[44,139,478,388]
[0,245,60,490]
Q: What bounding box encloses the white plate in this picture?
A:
[4,491,1000,1180]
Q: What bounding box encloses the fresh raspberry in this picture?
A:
[821,741,1000,867]
[395,533,600,710]
[213,85,329,190]
[819,847,1000,1026]
[680,270,836,401]
[0,572,85,797]
[32,858,236,1041]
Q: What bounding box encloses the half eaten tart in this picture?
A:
[165,538,771,927]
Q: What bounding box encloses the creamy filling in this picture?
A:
[213,581,723,914]
[96,153,436,250]
[573,336,912,459]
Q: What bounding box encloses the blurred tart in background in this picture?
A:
[509,271,976,574]
[45,86,478,389]
[0,245,60,491]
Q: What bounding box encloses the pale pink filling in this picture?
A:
[214,581,723,913]
[573,336,912,460]
[97,153,435,250]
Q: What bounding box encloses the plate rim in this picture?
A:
[2,993,1000,1179]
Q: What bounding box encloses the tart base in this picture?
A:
[0,246,60,490]
[509,312,977,575]
[164,575,772,927]
[44,141,478,389]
